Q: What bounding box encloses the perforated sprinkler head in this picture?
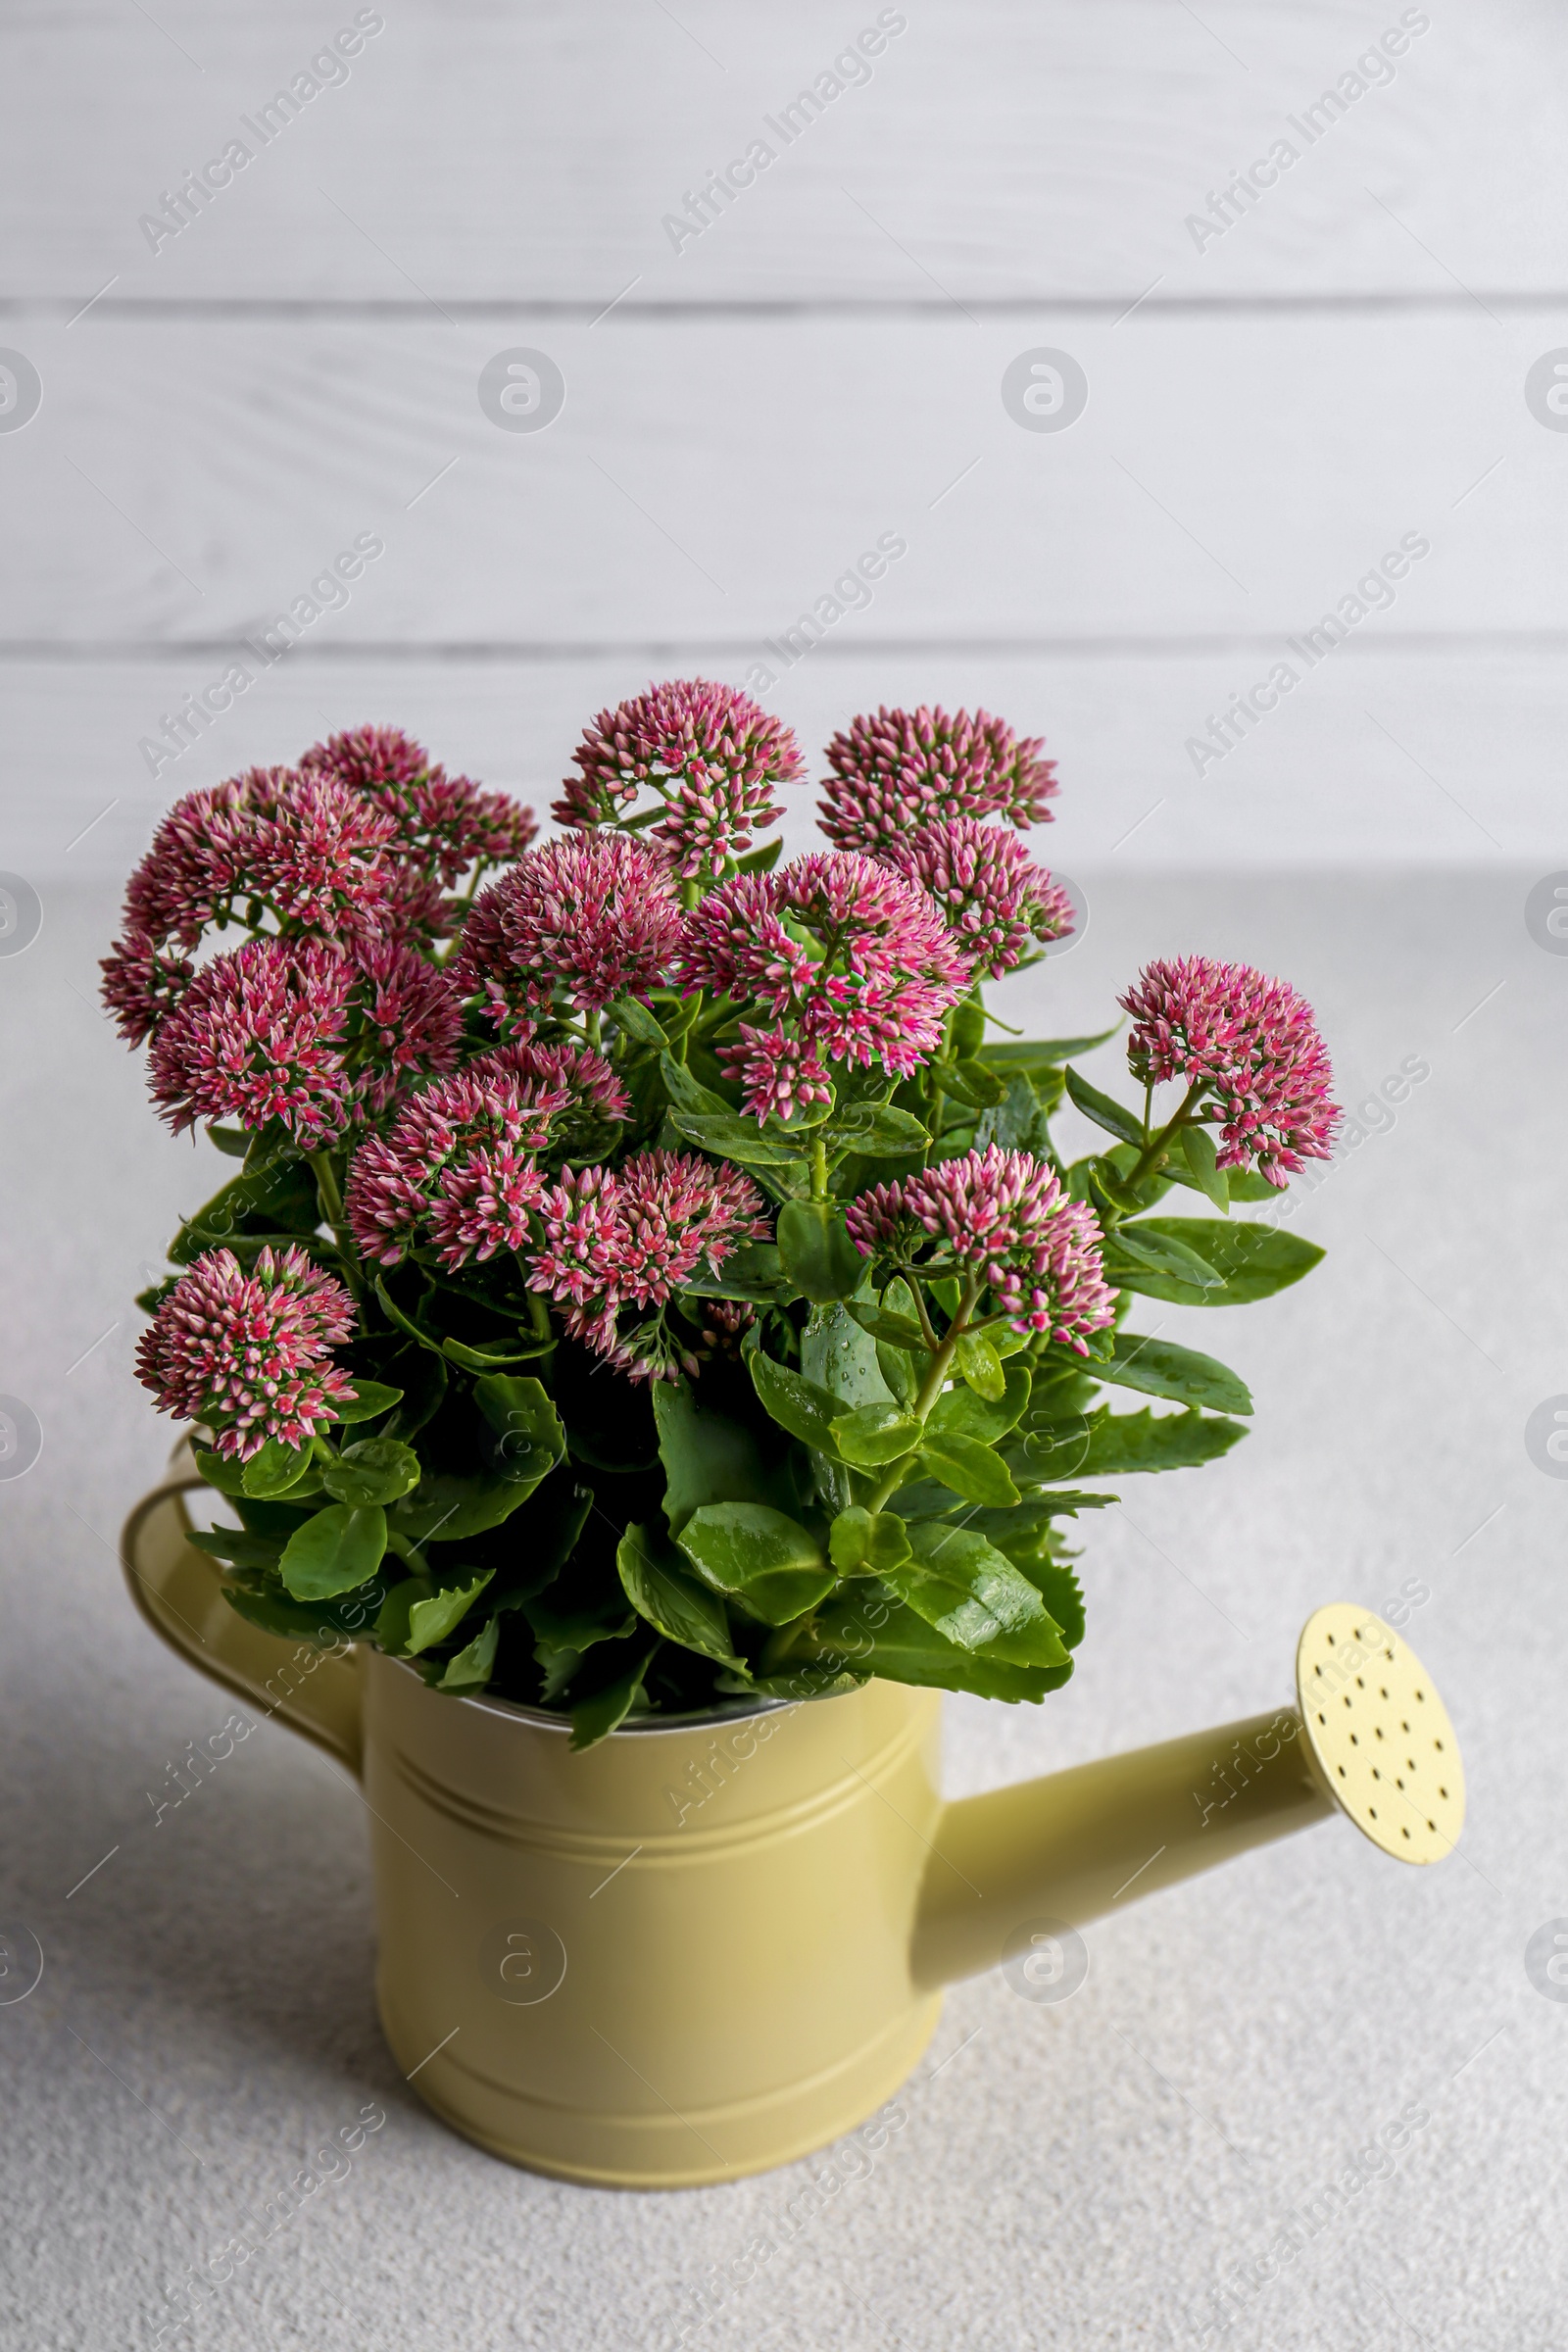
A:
[1296,1602,1464,1865]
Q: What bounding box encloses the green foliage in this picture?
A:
[674,1503,835,1627]
[322,1439,421,1507]
[831,1402,923,1466]
[776,1201,864,1302]
[332,1380,404,1425]
[280,1503,388,1599]
[1177,1122,1230,1212]
[745,1348,847,1452]
[617,1523,748,1663]
[1103,1222,1224,1294]
[828,1506,910,1576]
[1064,1066,1144,1148]
[150,780,1332,1732]
[1102,1334,1252,1416]
[1113,1219,1323,1306]
[889,1523,1071,1668]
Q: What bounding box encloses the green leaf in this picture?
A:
[394,1472,542,1544]
[191,1444,247,1497]
[658,1052,730,1115]
[1122,1218,1323,1305]
[954,1329,1005,1401]
[652,1376,794,1534]
[828,1506,910,1577]
[205,1123,251,1158]
[241,1439,320,1499]
[802,1300,896,1410]
[222,1583,378,1646]
[185,1526,284,1570]
[976,1076,1050,1157]
[373,1276,444,1354]
[734,838,785,874]
[776,1200,865,1303]
[915,1431,1019,1506]
[951,997,986,1060]
[617,1522,748,1664]
[1018,1404,1246,1481]
[331,1380,404,1426]
[962,1494,1116,1544]
[1178,1123,1230,1213]
[377,1567,495,1656]
[928,1359,1031,1443]
[1014,1557,1086,1649]
[801,1590,1061,1700]
[442,1333,555,1371]
[1064,1066,1143,1148]
[676,1503,835,1628]
[569,1639,661,1750]
[937,1057,1007,1109]
[437,1614,500,1690]
[472,1376,567,1494]
[678,1242,788,1303]
[1103,1333,1252,1416]
[831,1402,923,1467]
[280,1503,388,1600]
[745,1349,848,1452]
[321,1438,422,1507]
[609,995,668,1049]
[667,1110,808,1170]
[1087,1157,1152,1217]
[819,1103,930,1158]
[1224,1169,1284,1202]
[168,1159,322,1265]
[1104,1222,1224,1294]
[845,1298,927,1353]
[982,1026,1120,1071]
[409,1569,493,1653]
[892,1523,1070,1667]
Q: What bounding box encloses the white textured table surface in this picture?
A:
[3,868,1563,2352]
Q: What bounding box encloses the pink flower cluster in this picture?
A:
[819,706,1057,857]
[1118,956,1342,1185]
[527,1151,770,1369]
[136,1245,358,1461]
[846,1146,1117,1348]
[345,1042,630,1269]
[883,817,1075,977]
[679,850,973,1121]
[556,679,805,878]
[303,724,537,887]
[455,834,685,1025]
[150,936,462,1148]
[101,736,536,1049]
[102,769,400,1045]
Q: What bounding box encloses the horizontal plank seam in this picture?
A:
[2,291,1565,321]
[5,632,1566,664]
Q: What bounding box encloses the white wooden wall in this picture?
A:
[2,0,1564,879]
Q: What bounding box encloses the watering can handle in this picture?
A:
[120,1441,364,1777]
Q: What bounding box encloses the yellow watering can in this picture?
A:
[122,1446,1464,2188]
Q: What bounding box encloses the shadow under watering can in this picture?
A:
[123,1448,1464,2188]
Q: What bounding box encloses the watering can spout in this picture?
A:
[909,1602,1464,1992]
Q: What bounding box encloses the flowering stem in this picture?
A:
[1122,1078,1206,1196]
[308,1152,365,1315]
[863,1276,982,1514]
[809,1135,829,1203]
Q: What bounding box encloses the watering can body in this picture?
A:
[122,1451,1462,2188]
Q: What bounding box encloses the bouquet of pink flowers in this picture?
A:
[107,687,1341,1745]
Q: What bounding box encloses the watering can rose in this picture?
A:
[111,689,1342,1745]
